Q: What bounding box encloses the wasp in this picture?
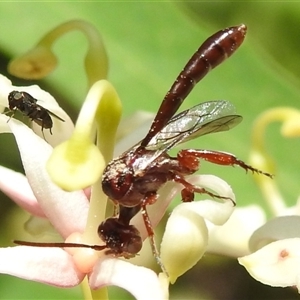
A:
[8,90,65,135]
[15,24,272,266]
[99,24,272,261]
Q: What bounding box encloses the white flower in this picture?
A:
[236,107,300,292]
[0,77,166,300]
[160,175,235,283]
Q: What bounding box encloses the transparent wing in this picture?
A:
[145,100,242,151]
[47,110,65,122]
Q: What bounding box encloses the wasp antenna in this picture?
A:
[13,240,107,251]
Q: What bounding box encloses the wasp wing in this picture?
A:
[145,100,242,152]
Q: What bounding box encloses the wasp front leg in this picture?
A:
[139,194,168,274]
[177,149,273,178]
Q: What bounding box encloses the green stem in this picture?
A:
[9,20,108,85]
[81,277,108,300]
[250,107,300,215]
[81,80,121,243]
[38,19,108,86]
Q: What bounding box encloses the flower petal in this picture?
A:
[0,114,11,133]
[7,118,89,238]
[160,203,208,283]
[238,238,300,289]
[159,175,235,283]
[207,205,266,257]
[0,166,45,217]
[0,246,84,287]
[176,175,235,225]
[249,215,300,252]
[89,258,166,300]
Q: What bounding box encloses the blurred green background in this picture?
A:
[0,2,300,299]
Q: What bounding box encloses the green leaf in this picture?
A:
[1,2,300,299]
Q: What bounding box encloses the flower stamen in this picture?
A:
[8,20,108,87]
[250,107,300,215]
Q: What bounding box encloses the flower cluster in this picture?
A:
[237,107,300,292]
[0,20,237,300]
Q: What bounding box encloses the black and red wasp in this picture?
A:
[15,24,272,267]
[7,90,65,136]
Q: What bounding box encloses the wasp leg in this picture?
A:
[140,194,168,275]
[177,149,273,178]
[172,173,234,204]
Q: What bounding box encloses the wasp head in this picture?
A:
[98,217,142,258]
[101,156,135,205]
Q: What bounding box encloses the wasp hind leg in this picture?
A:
[177,149,273,178]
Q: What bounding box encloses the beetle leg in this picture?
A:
[178,149,273,178]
